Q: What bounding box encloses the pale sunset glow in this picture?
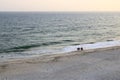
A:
[0,0,120,11]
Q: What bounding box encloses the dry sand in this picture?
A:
[1,47,120,80]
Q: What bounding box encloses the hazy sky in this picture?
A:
[0,0,120,11]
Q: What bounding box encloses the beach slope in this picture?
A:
[1,48,120,80]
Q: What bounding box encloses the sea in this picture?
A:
[0,12,120,60]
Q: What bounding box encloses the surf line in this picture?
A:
[64,40,120,52]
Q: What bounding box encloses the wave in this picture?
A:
[22,40,120,55]
[22,40,120,57]
[1,40,120,60]
[62,40,74,42]
[0,40,73,53]
[0,44,40,53]
[1,40,120,57]
[63,40,120,53]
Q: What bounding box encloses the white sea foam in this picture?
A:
[63,41,120,52]
[24,41,120,55]
[1,41,120,61]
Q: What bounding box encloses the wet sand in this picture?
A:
[1,47,120,80]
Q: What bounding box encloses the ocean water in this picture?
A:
[0,12,120,59]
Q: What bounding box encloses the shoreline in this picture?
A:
[0,45,120,66]
[1,46,120,80]
[0,40,120,61]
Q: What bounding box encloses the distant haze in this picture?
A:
[0,0,120,11]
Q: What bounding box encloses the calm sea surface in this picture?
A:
[0,12,120,59]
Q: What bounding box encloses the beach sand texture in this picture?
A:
[0,47,120,80]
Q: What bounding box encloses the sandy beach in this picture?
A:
[1,47,120,80]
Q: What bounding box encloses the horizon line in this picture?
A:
[0,11,120,13]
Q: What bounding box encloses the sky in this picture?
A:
[0,0,120,11]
